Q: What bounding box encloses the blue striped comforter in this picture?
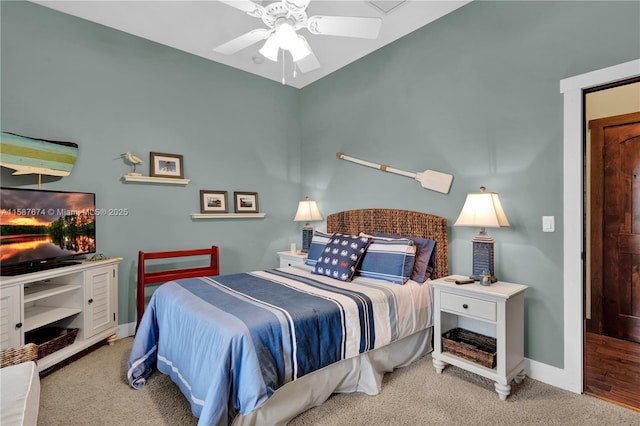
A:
[127,267,432,426]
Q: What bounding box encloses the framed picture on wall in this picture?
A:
[150,152,184,179]
[234,192,259,213]
[200,190,228,214]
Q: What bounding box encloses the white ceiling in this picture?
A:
[31,1,471,89]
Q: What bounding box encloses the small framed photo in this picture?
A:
[150,152,184,179]
[200,190,228,214]
[234,192,259,213]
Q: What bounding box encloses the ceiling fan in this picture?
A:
[214,0,383,73]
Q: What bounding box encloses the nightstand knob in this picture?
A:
[462,304,469,309]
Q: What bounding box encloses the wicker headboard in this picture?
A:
[327,209,448,279]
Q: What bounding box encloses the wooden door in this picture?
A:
[589,112,640,343]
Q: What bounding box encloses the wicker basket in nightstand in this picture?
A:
[442,327,497,369]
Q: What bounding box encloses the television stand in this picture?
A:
[0,258,121,371]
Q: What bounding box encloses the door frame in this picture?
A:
[551,59,640,393]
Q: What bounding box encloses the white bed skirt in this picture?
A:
[233,327,433,426]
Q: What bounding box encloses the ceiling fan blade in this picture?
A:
[217,0,265,18]
[306,15,382,39]
[213,29,270,55]
[295,47,320,73]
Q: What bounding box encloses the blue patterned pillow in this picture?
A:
[357,238,416,284]
[373,232,437,283]
[305,231,334,267]
[312,233,372,282]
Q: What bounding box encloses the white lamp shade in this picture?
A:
[294,199,322,222]
[274,21,297,49]
[289,35,311,62]
[259,34,280,62]
[454,191,510,228]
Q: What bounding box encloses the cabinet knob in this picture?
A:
[15,322,23,329]
[88,298,94,304]
[462,304,469,309]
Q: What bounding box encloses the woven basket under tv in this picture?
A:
[442,328,497,369]
[26,327,79,360]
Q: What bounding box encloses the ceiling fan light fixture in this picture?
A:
[274,21,297,50]
[290,35,311,62]
[259,34,280,61]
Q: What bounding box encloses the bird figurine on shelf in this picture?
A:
[121,151,143,176]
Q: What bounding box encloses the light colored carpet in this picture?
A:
[38,337,639,425]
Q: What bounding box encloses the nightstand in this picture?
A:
[277,251,308,268]
[430,274,528,400]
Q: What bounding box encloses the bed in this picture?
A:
[128,208,448,426]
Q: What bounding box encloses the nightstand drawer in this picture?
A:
[277,251,307,268]
[441,292,497,322]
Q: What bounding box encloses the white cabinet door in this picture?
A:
[0,285,22,349]
[84,265,117,338]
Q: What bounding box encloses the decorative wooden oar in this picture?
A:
[336,152,454,194]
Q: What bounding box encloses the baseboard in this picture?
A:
[118,322,136,339]
[525,358,581,394]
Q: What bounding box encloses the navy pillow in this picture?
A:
[305,231,334,267]
[373,232,437,283]
[312,233,372,282]
[357,237,416,284]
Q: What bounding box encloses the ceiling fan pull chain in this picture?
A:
[281,49,286,85]
[290,52,297,79]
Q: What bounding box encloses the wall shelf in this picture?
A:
[191,213,266,219]
[122,175,190,185]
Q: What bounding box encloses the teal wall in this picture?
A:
[1,1,302,325]
[299,1,639,368]
[2,1,639,368]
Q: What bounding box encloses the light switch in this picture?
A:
[543,216,555,232]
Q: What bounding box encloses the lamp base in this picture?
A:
[470,240,497,282]
[469,274,499,283]
[301,226,313,253]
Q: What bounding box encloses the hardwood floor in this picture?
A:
[584,332,640,411]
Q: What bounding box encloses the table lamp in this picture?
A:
[294,197,323,253]
[454,186,510,283]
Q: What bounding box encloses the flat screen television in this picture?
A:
[0,187,96,276]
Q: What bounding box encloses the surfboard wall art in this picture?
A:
[0,132,78,176]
